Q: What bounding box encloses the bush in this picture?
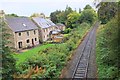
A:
[63,28,71,34]
[96,16,119,79]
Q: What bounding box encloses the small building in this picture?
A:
[32,17,57,42]
[53,36,63,43]
[51,30,64,43]
[56,23,66,31]
[5,17,39,50]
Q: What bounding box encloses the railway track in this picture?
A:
[72,22,99,79]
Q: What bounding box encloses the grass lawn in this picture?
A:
[13,44,54,66]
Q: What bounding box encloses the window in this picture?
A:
[47,35,49,37]
[19,33,21,36]
[34,30,36,34]
[46,28,48,32]
[35,38,37,41]
[44,29,45,32]
[27,32,29,36]
[26,39,29,43]
[44,36,45,38]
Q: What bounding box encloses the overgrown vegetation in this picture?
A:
[50,5,97,28]
[96,16,119,79]
[96,1,120,79]
[13,22,91,78]
[97,2,118,24]
[1,18,17,79]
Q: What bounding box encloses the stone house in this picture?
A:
[56,23,66,31]
[32,17,57,42]
[5,17,39,50]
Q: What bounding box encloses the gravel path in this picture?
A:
[60,22,99,78]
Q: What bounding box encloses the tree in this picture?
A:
[84,4,92,10]
[50,5,73,25]
[56,11,66,24]
[64,6,73,20]
[1,19,17,79]
[79,9,97,24]
[50,10,61,23]
[96,2,118,24]
[66,11,80,28]
[79,8,82,13]
[7,13,18,17]
[30,13,45,18]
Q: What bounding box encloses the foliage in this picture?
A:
[79,8,81,13]
[30,13,45,18]
[7,13,18,17]
[96,1,120,79]
[14,22,91,78]
[84,4,92,10]
[63,28,71,34]
[13,44,54,66]
[96,2,118,24]
[66,11,80,28]
[50,5,73,26]
[1,19,17,79]
[50,10,61,23]
[50,5,96,28]
[79,9,97,24]
[96,16,120,79]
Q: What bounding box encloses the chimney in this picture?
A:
[0,10,5,21]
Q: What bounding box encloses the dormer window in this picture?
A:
[22,23,27,27]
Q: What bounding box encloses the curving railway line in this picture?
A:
[72,22,99,79]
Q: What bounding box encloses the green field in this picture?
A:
[13,44,54,66]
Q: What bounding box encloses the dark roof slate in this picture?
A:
[5,17,38,32]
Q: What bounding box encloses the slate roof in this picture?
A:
[52,29,61,34]
[5,17,38,32]
[56,23,65,27]
[32,17,56,28]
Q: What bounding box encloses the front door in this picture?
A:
[18,42,22,48]
[32,39,34,46]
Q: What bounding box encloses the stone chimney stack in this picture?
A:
[0,10,5,21]
[0,10,5,17]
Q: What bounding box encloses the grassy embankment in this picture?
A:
[96,17,119,79]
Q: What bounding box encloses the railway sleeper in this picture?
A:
[73,76,85,79]
[78,63,87,67]
[78,64,87,68]
[76,70,85,74]
[77,68,86,70]
[75,73,85,77]
[79,60,87,63]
